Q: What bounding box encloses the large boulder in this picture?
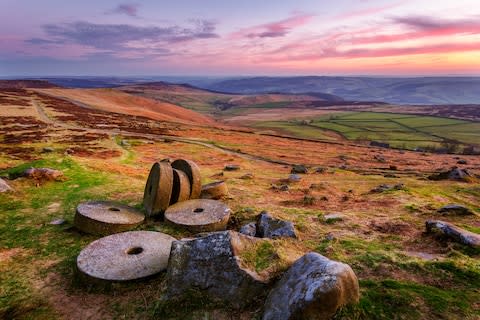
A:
[163,231,273,308]
[0,178,12,193]
[263,252,359,320]
[257,212,297,239]
[426,220,480,248]
[428,167,471,182]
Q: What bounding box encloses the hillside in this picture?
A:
[35,88,214,125]
[202,76,480,105]
[0,80,60,89]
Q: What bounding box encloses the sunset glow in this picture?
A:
[1,0,480,76]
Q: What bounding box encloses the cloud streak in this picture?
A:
[232,13,313,38]
[106,3,140,17]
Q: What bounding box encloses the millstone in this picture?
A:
[77,231,176,281]
[74,201,144,235]
[143,162,174,217]
[164,199,231,232]
[171,159,202,199]
[170,169,191,205]
[200,181,228,200]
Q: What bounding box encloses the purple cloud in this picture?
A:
[107,3,140,17]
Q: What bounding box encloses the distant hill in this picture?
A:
[0,80,60,89]
[202,76,480,105]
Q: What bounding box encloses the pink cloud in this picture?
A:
[335,0,408,19]
[231,13,314,39]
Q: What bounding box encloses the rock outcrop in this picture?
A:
[23,167,64,181]
[437,204,474,216]
[428,167,471,182]
[257,212,297,239]
[263,252,359,320]
[164,231,272,308]
[291,165,308,174]
[426,220,480,248]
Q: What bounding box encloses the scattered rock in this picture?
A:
[339,164,348,170]
[240,173,254,180]
[164,231,270,308]
[428,167,471,182]
[324,213,344,223]
[64,148,74,155]
[291,164,308,174]
[263,252,359,320]
[49,218,66,225]
[370,141,390,148]
[201,181,228,200]
[288,174,302,183]
[224,164,240,171]
[303,195,316,205]
[0,178,12,193]
[42,147,55,153]
[239,222,257,237]
[257,212,296,239]
[374,154,386,163]
[309,183,326,190]
[426,220,480,248]
[384,174,399,178]
[389,165,398,170]
[371,221,412,234]
[77,231,176,282]
[314,167,326,174]
[437,204,474,216]
[457,159,468,165]
[120,140,130,147]
[23,167,64,181]
[271,184,289,192]
[370,183,405,193]
[339,155,348,161]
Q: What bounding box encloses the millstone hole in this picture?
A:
[126,247,143,255]
[194,208,204,213]
[109,207,121,212]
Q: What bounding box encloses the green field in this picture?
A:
[255,112,480,151]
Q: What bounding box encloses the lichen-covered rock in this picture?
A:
[164,231,271,308]
[263,252,359,320]
[239,222,257,237]
[0,178,12,193]
[437,204,473,215]
[23,167,63,181]
[257,212,296,239]
[426,220,480,248]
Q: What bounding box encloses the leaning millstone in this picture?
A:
[171,159,202,199]
[426,220,480,248]
[263,252,359,320]
[77,231,176,282]
[0,178,12,193]
[437,204,474,216]
[163,231,271,308]
[143,162,174,217]
[170,169,191,205]
[291,164,308,174]
[164,199,231,232]
[257,212,297,239]
[239,222,257,237]
[200,181,228,200]
[74,201,144,235]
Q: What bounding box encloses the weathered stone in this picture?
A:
[370,141,390,148]
[288,174,302,183]
[426,220,480,248]
[437,204,474,216]
[291,164,308,174]
[240,173,254,180]
[49,218,66,225]
[170,168,191,205]
[143,162,174,217]
[0,178,12,193]
[23,167,63,181]
[457,159,468,164]
[428,167,471,182]
[239,222,257,237]
[200,181,228,200]
[324,213,344,223]
[42,147,55,153]
[164,231,270,308]
[74,201,145,235]
[271,184,289,192]
[314,167,326,174]
[77,231,176,281]
[164,199,231,232]
[263,252,359,320]
[257,212,296,239]
[172,159,202,199]
[224,164,240,171]
[120,140,130,147]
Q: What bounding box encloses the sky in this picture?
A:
[1,0,480,76]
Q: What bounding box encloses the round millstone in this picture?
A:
[77,231,176,282]
[200,181,228,200]
[170,169,191,205]
[143,162,174,217]
[165,199,231,232]
[171,159,202,199]
[74,201,145,235]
